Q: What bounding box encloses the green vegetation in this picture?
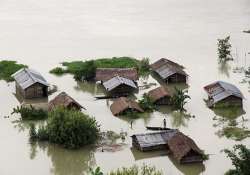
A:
[12,105,48,120]
[171,87,190,111]
[50,57,150,81]
[138,94,156,112]
[108,164,162,175]
[29,107,100,149]
[224,144,250,175]
[217,36,233,63]
[0,60,27,81]
[90,167,104,175]
[217,127,250,141]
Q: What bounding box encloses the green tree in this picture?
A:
[217,36,232,63]
[138,93,156,112]
[224,144,250,175]
[171,87,190,111]
[90,167,104,175]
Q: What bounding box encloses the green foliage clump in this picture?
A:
[29,107,100,149]
[171,87,190,111]
[138,94,156,112]
[224,144,250,175]
[217,36,232,63]
[29,123,37,140]
[108,164,162,175]
[50,57,150,81]
[12,105,48,120]
[0,60,27,81]
[49,67,65,75]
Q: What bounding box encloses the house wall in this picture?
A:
[215,95,242,107]
[23,83,48,99]
[155,97,171,105]
[166,73,186,83]
[108,84,137,95]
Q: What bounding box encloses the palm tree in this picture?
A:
[171,87,190,111]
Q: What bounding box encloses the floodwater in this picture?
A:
[0,0,250,174]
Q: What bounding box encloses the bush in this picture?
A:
[108,164,162,175]
[217,36,232,63]
[0,60,27,81]
[29,123,37,140]
[138,94,156,112]
[49,67,66,75]
[29,107,100,149]
[12,105,48,120]
[224,144,250,175]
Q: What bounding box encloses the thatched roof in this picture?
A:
[110,97,144,116]
[48,92,84,111]
[168,132,203,162]
[95,68,138,81]
[148,86,170,103]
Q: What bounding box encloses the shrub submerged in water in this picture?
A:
[12,105,48,120]
[30,107,100,149]
[0,60,27,81]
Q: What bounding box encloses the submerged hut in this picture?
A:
[168,132,204,164]
[147,86,171,105]
[204,81,243,108]
[95,68,138,82]
[110,97,144,116]
[131,130,178,152]
[151,58,187,83]
[103,76,138,95]
[48,92,84,111]
[12,68,49,99]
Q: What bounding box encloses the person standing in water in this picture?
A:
[163,118,166,128]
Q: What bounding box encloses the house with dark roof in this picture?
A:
[48,92,84,111]
[147,86,171,105]
[95,68,138,82]
[168,132,204,164]
[151,58,187,83]
[12,68,49,99]
[204,81,243,108]
[131,130,178,152]
[110,97,144,116]
[103,76,138,95]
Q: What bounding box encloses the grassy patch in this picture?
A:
[0,60,27,81]
[50,57,150,81]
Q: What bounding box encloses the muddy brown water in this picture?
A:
[0,0,250,174]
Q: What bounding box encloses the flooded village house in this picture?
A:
[95,68,139,94]
[110,97,144,116]
[132,131,204,164]
[147,86,171,105]
[204,81,243,108]
[12,68,49,99]
[151,58,187,83]
[48,92,84,111]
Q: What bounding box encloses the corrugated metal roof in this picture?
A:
[155,64,187,80]
[204,81,243,104]
[103,76,137,91]
[131,130,178,149]
[12,68,49,90]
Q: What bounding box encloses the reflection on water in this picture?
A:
[170,111,194,128]
[75,81,104,95]
[218,61,231,77]
[168,156,205,175]
[130,147,168,161]
[30,142,96,175]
